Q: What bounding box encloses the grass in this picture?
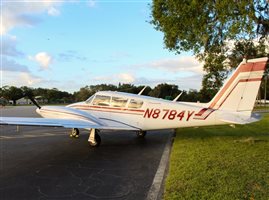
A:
[254,105,269,111]
[164,113,269,200]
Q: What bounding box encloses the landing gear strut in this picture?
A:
[88,129,101,147]
[70,128,79,138]
[137,130,147,138]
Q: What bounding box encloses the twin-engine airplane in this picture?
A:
[1,57,268,147]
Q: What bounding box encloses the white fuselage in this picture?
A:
[65,91,225,131]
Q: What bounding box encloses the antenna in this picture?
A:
[172,91,183,102]
[138,86,147,95]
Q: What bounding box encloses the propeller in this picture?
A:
[28,95,41,109]
[23,91,41,109]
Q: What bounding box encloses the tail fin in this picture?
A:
[208,57,268,112]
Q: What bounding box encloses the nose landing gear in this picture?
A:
[70,128,79,138]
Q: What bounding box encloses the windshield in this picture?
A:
[86,95,95,104]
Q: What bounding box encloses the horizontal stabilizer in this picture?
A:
[219,112,261,125]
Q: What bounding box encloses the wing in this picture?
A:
[1,106,140,131]
[0,116,139,131]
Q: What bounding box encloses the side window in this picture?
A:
[92,95,111,106]
[128,99,143,109]
[111,97,128,107]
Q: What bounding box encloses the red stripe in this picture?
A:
[209,61,266,109]
[194,108,208,116]
[74,107,144,116]
[193,109,215,120]
[73,105,145,113]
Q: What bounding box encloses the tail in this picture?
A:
[208,57,268,112]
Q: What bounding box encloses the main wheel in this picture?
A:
[89,132,101,147]
[137,131,147,138]
[70,128,79,138]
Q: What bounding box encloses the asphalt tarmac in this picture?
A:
[0,106,172,200]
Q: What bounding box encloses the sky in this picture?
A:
[1,0,204,93]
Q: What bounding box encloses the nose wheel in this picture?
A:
[88,129,101,147]
[70,128,79,138]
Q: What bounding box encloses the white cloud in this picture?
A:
[118,73,135,83]
[29,52,53,70]
[1,1,62,35]
[47,7,60,16]
[136,56,204,75]
[2,71,43,87]
[87,0,96,8]
[94,73,135,84]
[134,74,203,91]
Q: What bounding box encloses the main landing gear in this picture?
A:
[137,130,147,138]
[70,128,101,147]
[88,129,101,147]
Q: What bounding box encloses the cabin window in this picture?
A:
[111,97,128,107]
[92,95,111,106]
[128,99,143,109]
[86,95,94,104]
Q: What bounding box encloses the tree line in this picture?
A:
[1,80,268,106]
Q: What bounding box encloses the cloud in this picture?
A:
[118,73,135,83]
[134,74,203,91]
[2,35,24,57]
[1,1,62,35]
[136,56,204,74]
[47,7,61,16]
[2,57,29,72]
[58,50,87,62]
[29,52,53,70]
[87,0,96,8]
[2,71,43,87]
[94,73,135,84]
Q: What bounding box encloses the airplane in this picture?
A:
[1,57,268,147]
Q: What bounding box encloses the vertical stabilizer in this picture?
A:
[208,57,268,112]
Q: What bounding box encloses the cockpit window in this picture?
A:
[86,95,94,104]
[128,99,143,109]
[111,97,128,107]
[92,95,111,106]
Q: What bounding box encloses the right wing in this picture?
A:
[0,117,139,131]
[1,106,140,131]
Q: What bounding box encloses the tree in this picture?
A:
[151,0,269,55]
[151,0,269,98]
[2,86,23,105]
[149,83,180,99]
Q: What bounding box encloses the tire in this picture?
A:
[89,132,101,147]
[137,131,146,138]
[70,128,79,138]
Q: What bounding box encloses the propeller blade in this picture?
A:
[27,96,41,109]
